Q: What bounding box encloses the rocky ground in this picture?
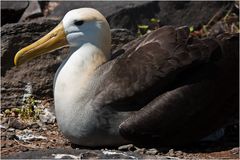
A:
[1,1,239,159]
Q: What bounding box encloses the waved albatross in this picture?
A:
[14,8,238,147]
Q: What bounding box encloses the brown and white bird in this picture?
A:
[14,8,238,147]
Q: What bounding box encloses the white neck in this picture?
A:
[54,43,107,109]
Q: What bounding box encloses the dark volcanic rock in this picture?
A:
[1,18,60,76]
[47,1,147,18]
[107,1,160,33]
[1,19,66,109]
[111,28,136,52]
[45,1,233,33]
[155,1,231,29]
[108,1,232,33]
[1,1,29,26]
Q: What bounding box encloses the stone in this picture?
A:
[168,149,175,157]
[7,128,15,132]
[1,142,6,148]
[16,133,47,142]
[1,1,29,26]
[7,132,17,140]
[1,18,60,77]
[8,117,28,130]
[1,117,9,124]
[30,123,40,129]
[39,108,56,124]
[174,151,184,157]
[6,141,14,147]
[111,28,136,53]
[47,1,147,19]
[118,144,135,151]
[20,1,43,22]
[134,148,146,154]
[108,1,233,33]
[1,19,62,109]
[107,1,160,33]
[146,148,158,155]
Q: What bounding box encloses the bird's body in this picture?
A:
[14,8,238,147]
[54,43,131,146]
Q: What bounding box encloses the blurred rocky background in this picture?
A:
[1,1,239,159]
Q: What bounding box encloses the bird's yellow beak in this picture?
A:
[14,22,68,66]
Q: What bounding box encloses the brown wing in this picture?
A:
[119,34,238,146]
[91,26,219,111]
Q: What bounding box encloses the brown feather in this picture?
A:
[88,26,237,146]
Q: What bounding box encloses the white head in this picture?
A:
[14,8,111,65]
[63,8,111,55]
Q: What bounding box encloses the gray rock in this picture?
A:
[16,130,47,142]
[1,117,9,124]
[19,1,43,22]
[1,18,60,76]
[146,148,159,155]
[1,1,29,26]
[107,1,233,33]
[107,1,160,33]
[20,1,43,22]
[30,123,40,129]
[8,117,28,130]
[111,28,136,53]
[167,149,175,157]
[7,132,17,140]
[118,144,135,151]
[1,143,6,148]
[1,19,63,109]
[47,1,147,19]
[134,148,146,154]
[7,128,15,132]
[39,108,56,124]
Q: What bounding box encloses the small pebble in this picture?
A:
[8,128,15,132]
[0,124,7,130]
[8,117,28,130]
[1,143,6,148]
[1,117,9,124]
[30,123,40,129]
[168,149,175,156]
[39,108,56,124]
[1,136,6,140]
[146,148,158,155]
[175,150,183,156]
[7,133,17,140]
[134,148,146,154]
[118,144,135,151]
[6,142,14,147]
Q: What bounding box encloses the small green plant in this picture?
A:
[4,109,11,116]
[137,25,149,36]
[20,96,41,121]
[189,26,194,32]
[137,17,160,36]
[2,96,43,122]
[150,18,160,23]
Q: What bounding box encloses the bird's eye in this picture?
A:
[74,20,84,26]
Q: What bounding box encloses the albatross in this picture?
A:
[14,8,238,147]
